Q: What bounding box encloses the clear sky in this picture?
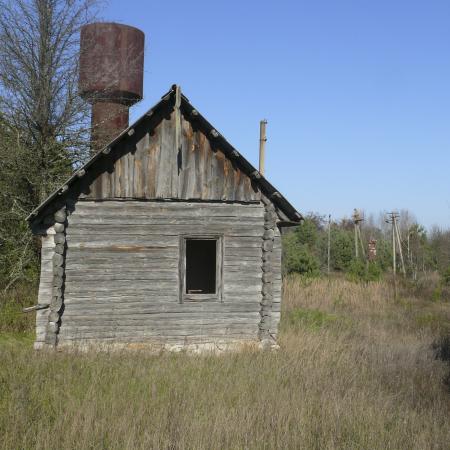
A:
[103,0,450,229]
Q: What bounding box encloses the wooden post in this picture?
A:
[392,216,396,276]
[358,226,366,259]
[352,209,364,259]
[327,214,331,275]
[259,120,267,176]
[394,218,406,276]
[386,212,398,299]
[175,85,182,174]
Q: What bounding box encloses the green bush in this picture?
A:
[347,260,382,283]
[294,218,318,248]
[442,267,450,286]
[330,228,354,271]
[282,233,320,276]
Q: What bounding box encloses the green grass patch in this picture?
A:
[285,307,340,331]
[415,312,450,331]
[0,283,37,334]
[0,331,35,347]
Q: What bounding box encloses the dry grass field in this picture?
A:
[1,276,449,449]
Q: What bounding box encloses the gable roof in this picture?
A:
[27,85,303,226]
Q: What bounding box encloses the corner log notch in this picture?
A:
[44,206,67,347]
[259,196,279,349]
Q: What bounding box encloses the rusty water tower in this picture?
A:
[79,22,145,151]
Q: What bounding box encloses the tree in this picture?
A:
[0,0,101,288]
[0,0,101,200]
[330,228,354,271]
[282,232,320,276]
[294,217,319,248]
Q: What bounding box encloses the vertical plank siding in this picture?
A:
[58,201,266,345]
[270,231,283,338]
[86,113,260,203]
[35,228,55,347]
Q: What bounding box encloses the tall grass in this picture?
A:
[0,276,449,449]
[0,283,36,338]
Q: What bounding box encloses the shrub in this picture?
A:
[442,266,450,286]
[330,228,354,271]
[433,334,450,362]
[347,261,382,283]
[283,233,320,276]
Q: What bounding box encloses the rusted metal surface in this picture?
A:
[79,22,144,104]
[79,22,145,150]
[368,239,377,261]
[91,102,129,149]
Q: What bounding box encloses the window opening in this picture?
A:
[185,239,217,294]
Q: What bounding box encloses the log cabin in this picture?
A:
[27,85,302,351]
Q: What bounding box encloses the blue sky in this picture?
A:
[104,0,450,228]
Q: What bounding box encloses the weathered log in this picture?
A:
[54,233,66,245]
[54,209,67,223]
[263,229,275,240]
[54,222,65,233]
[262,240,274,252]
[54,267,64,277]
[49,311,60,322]
[53,277,64,288]
[54,244,65,255]
[52,253,64,266]
[262,273,273,283]
[51,297,63,311]
[45,333,57,346]
[264,211,277,222]
[23,304,49,313]
[47,321,59,333]
[52,286,62,298]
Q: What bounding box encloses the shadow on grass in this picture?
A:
[433,334,450,391]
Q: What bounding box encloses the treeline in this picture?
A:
[282,211,450,283]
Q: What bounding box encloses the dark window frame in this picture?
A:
[179,235,223,303]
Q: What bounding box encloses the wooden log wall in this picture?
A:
[85,112,260,203]
[57,201,267,345]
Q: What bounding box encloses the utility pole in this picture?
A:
[327,214,331,275]
[352,209,365,260]
[259,119,267,176]
[407,227,411,267]
[394,218,406,275]
[386,212,400,299]
[386,212,402,273]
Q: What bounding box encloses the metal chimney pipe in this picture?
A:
[259,119,267,175]
[79,22,145,152]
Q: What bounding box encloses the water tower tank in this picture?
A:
[79,22,145,150]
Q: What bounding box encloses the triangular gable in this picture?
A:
[27,86,303,227]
